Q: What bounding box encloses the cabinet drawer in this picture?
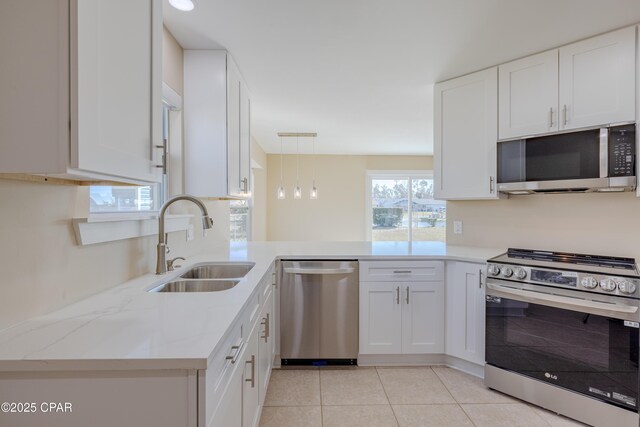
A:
[359,261,444,282]
[242,291,261,333]
[205,319,243,420]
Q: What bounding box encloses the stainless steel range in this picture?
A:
[485,248,640,427]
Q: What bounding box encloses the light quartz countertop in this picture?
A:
[0,241,502,372]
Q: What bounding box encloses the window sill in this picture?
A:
[73,214,192,246]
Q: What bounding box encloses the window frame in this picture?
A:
[365,170,439,242]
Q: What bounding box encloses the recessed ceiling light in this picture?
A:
[169,0,195,11]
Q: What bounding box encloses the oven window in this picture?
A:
[486,298,639,411]
[525,130,600,181]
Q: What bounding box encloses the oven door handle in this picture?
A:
[486,283,639,320]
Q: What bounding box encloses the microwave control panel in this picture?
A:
[609,125,635,177]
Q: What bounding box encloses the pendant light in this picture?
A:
[310,135,318,199]
[293,136,302,199]
[277,136,286,199]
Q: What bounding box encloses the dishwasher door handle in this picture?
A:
[284,268,355,275]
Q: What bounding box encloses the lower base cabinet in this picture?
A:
[242,320,260,427]
[445,261,486,365]
[359,280,445,355]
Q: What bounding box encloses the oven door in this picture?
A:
[485,281,640,412]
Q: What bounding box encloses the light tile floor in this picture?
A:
[260,366,588,427]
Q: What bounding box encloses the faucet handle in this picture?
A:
[166,257,186,272]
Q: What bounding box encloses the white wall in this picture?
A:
[446,191,640,259]
[266,154,433,241]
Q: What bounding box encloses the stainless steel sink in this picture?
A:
[180,262,255,279]
[149,279,239,293]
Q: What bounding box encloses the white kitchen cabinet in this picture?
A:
[243,320,260,427]
[209,361,243,427]
[184,50,252,198]
[559,26,636,131]
[498,27,636,140]
[359,261,445,355]
[434,67,498,200]
[359,282,403,354]
[445,262,485,366]
[402,282,445,354]
[258,286,274,405]
[360,281,445,355]
[0,0,163,184]
[499,50,559,139]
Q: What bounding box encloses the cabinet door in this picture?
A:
[242,322,260,427]
[210,361,243,427]
[258,289,274,406]
[559,26,636,130]
[240,81,252,196]
[72,0,162,183]
[499,50,559,139]
[227,57,242,197]
[359,282,402,354]
[434,67,498,200]
[445,262,485,365]
[401,282,445,354]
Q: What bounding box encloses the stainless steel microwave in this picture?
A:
[497,124,636,194]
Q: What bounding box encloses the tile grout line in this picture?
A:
[429,366,457,404]
[375,366,401,427]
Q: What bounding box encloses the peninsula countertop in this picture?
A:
[0,241,502,372]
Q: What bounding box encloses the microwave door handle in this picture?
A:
[486,283,638,320]
[599,128,609,178]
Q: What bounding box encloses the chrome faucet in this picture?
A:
[156,195,214,275]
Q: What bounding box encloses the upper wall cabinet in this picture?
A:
[184,50,251,199]
[499,26,636,140]
[434,68,498,200]
[499,50,559,139]
[0,0,163,184]
[559,26,636,131]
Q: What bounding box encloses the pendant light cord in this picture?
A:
[296,136,300,185]
[280,136,284,184]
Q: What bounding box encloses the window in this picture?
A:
[367,172,446,242]
[230,199,251,242]
[88,104,170,216]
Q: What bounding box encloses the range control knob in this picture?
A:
[581,276,598,289]
[600,278,617,292]
[618,280,637,295]
[514,268,527,280]
[487,264,501,276]
[502,266,513,278]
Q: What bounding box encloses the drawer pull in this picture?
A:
[225,341,245,364]
[245,354,256,388]
[261,313,270,342]
[393,270,412,274]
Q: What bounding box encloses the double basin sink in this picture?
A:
[148,262,255,293]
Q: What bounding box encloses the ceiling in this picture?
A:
[164,0,640,155]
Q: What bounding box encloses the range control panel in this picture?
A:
[487,263,640,298]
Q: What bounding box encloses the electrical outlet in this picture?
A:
[186,224,194,242]
[453,220,463,235]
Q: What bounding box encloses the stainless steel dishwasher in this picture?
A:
[280,260,359,365]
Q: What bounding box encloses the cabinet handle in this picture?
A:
[272,272,277,287]
[406,286,410,304]
[396,286,400,305]
[489,176,494,193]
[261,313,270,342]
[548,107,554,128]
[154,138,167,174]
[479,269,483,288]
[562,104,568,126]
[241,177,248,194]
[225,341,245,364]
[245,355,256,388]
[393,270,412,274]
